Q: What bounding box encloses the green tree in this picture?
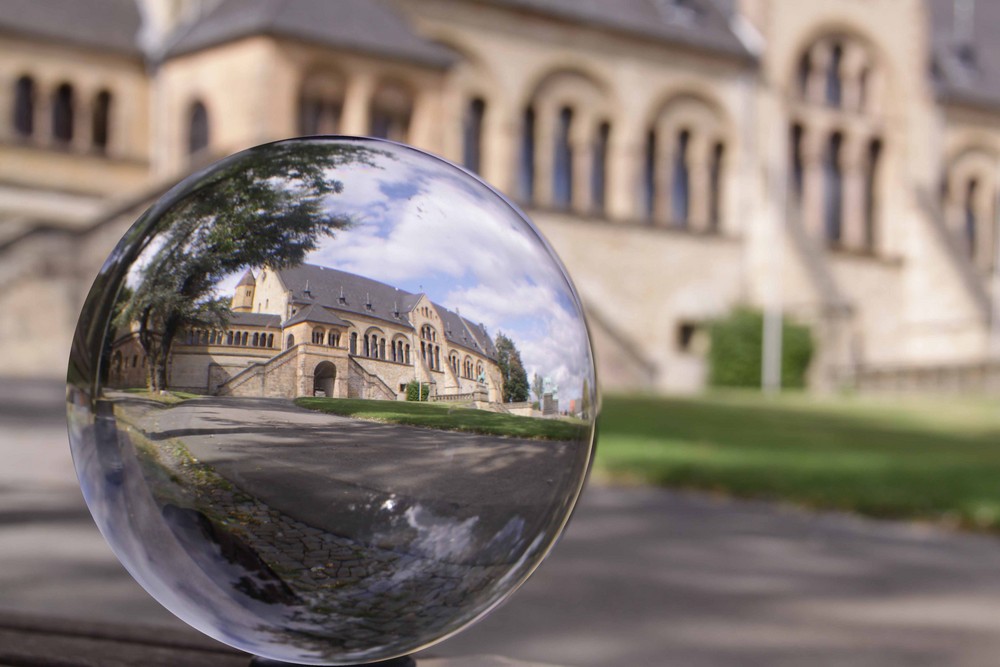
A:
[114,142,383,391]
[495,332,529,403]
[532,372,545,403]
[708,307,814,390]
[580,378,591,419]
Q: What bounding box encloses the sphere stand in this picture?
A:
[249,656,415,667]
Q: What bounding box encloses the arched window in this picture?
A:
[253,332,260,347]
[790,123,804,201]
[864,139,882,251]
[312,328,324,344]
[286,334,295,349]
[964,179,978,257]
[52,83,74,144]
[241,331,249,346]
[823,133,844,244]
[797,52,812,99]
[349,332,357,354]
[226,331,234,345]
[298,70,343,135]
[518,106,536,202]
[643,129,657,220]
[364,334,370,357]
[826,43,843,107]
[369,81,412,142]
[671,130,691,227]
[405,344,410,364]
[188,100,209,156]
[13,76,34,137]
[92,90,112,152]
[476,361,484,380]
[380,338,386,360]
[553,106,574,208]
[463,97,486,174]
[267,333,274,348]
[592,121,610,214]
[708,142,724,231]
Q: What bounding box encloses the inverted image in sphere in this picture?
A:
[66,137,597,665]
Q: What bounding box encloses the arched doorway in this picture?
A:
[313,361,336,397]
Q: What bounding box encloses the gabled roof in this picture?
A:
[276,264,497,359]
[165,0,455,67]
[236,269,256,287]
[229,311,281,328]
[476,0,752,61]
[927,0,1000,112]
[280,264,414,328]
[0,0,142,56]
[284,303,351,328]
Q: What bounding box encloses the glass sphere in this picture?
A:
[66,137,597,665]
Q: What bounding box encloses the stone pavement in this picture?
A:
[6,379,1000,666]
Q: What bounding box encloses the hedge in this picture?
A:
[708,308,814,389]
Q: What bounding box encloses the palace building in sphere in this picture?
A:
[4,0,1000,394]
[109,264,503,402]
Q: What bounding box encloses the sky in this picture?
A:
[212,140,594,408]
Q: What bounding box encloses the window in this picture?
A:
[188,101,209,156]
[463,97,486,174]
[518,106,536,202]
[797,52,812,99]
[267,333,274,348]
[671,130,690,227]
[790,124,804,201]
[92,90,111,152]
[298,70,343,135]
[864,140,882,251]
[14,76,35,137]
[52,83,74,144]
[286,334,295,349]
[253,332,260,347]
[708,142,724,231]
[643,130,657,220]
[553,107,574,208]
[312,328,324,344]
[349,332,357,355]
[826,44,843,107]
[823,133,844,244]
[592,121,610,214]
[965,179,978,257]
[369,81,412,142]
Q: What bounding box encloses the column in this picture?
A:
[688,134,711,232]
[534,99,556,209]
[341,72,374,137]
[801,126,825,239]
[74,86,92,153]
[0,73,13,142]
[807,44,830,105]
[607,124,640,222]
[654,121,672,226]
[841,132,867,250]
[570,112,593,214]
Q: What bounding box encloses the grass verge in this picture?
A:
[294,397,585,441]
[595,392,1000,531]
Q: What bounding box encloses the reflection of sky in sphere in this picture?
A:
[212,143,591,406]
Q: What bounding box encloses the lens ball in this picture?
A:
[66,137,597,665]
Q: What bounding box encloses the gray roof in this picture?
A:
[229,311,281,328]
[278,264,496,359]
[284,303,351,328]
[0,0,142,55]
[165,0,455,67]
[477,0,752,61]
[927,0,1000,111]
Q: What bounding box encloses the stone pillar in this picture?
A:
[801,126,826,239]
[807,44,831,105]
[688,134,711,232]
[74,86,92,152]
[483,99,514,195]
[409,87,439,152]
[534,100,556,209]
[571,114,593,214]
[341,73,374,137]
[842,43,867,112]
[0,72,13,142]
[607,128,639,222]
[34,79,52,144]
[654,124,673,226]
[841,133,867,250]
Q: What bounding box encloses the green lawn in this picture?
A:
[595,392,1000,531]
[294,397,586,441]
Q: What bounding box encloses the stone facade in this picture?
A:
[109,264,503,402]
[3,0,1000,394]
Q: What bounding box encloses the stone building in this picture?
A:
[2,0,1000,393]
[109,264,503,401]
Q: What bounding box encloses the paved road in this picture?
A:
[6,380,1000,665]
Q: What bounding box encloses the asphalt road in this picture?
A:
[6,380,1000,666]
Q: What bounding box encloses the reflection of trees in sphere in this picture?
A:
[67,137,597,665]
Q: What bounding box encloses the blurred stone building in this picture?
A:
[1,0,999,393]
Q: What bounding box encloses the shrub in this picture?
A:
[406,380,430,401]
[708,308,813,389]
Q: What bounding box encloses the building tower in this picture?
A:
[231,269,256,312]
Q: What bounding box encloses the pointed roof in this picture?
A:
[164,0,455,67]
[236,269,256,288]
[284,303,351,328]
[0,0,143,56]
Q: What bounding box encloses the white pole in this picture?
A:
[762,92,787,395]
[992,154,1000,359]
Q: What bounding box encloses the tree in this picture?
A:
[495,332,529,403]
[114,142,385,391]
[532,372,545,403]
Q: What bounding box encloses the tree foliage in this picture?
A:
[708,307,814,390]
[495,332,530,403]
[532,373,545,402]
[114,142,384,391]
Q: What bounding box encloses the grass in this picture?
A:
[294,397,585,441]
[595,392,1000,531]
